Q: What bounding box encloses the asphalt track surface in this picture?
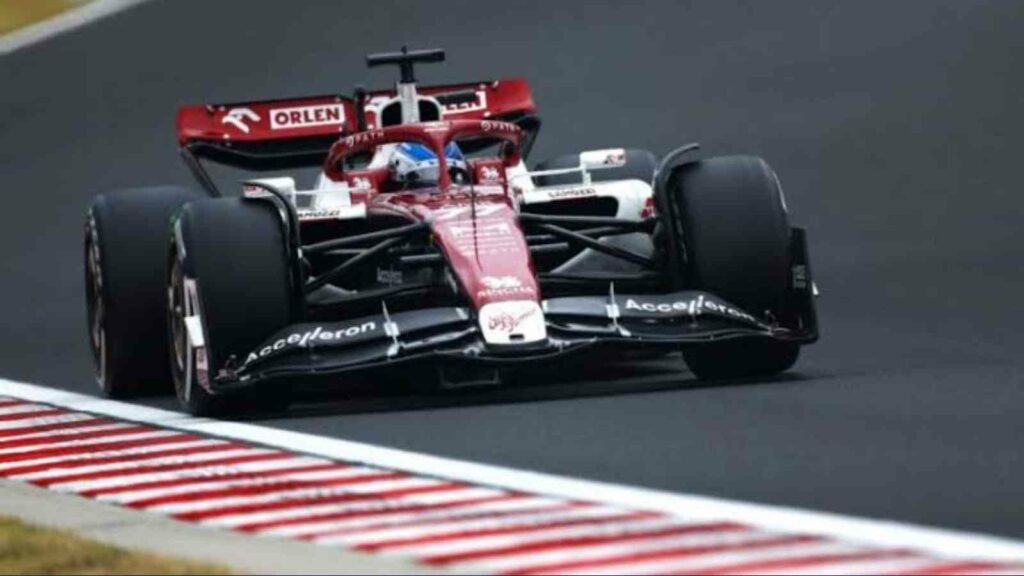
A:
[2,0,1023,541]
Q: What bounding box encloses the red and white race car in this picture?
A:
[84,47,818,414]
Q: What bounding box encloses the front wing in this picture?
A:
[212,289,818,392]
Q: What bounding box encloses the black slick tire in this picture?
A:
[168,198,295,415]
[85,186,203,397]
[662,156,799,380]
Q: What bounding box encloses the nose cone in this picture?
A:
[477,300,547,345]
[426,195,541,310]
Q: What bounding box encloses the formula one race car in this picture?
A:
[84,47,818,414]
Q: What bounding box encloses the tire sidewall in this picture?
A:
[666,156,791,315]
[84,209,111,393]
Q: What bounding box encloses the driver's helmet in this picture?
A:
[389,142,470,188]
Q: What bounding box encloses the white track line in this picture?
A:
[0,0,153,55]
[2,379,1024,562]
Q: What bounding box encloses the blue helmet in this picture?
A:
[390,142,469,187]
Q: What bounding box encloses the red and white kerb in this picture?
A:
[0,397,1020,575]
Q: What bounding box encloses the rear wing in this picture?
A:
[176,78,538,178]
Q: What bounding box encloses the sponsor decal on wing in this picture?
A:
[622,294,763,326]
[269,104,346,130]
[441,90,488,115]
[477,300,546,345]
[243,322,379,367]
[221,107,260,134]
[488,308,536,332]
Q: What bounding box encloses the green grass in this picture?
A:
[0,0,81,35]
[0,515,233,575]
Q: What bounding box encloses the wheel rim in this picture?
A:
[168,256,189,401]
[85,224,106,388]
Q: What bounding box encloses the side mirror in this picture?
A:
[579,148,627,171]
[520,147,627,187]
[242,177,297,199]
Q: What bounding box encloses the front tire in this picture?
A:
[85,186,203,397]
[169,198,296,415]
[662,156,799,380]
[683,338,799,381]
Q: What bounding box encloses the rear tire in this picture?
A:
[85,186,203,397]
[169,198,295,415]
[533,149,656,186]
[662,156,799,380]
